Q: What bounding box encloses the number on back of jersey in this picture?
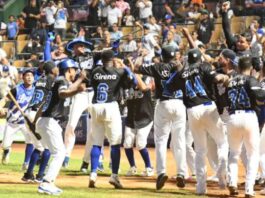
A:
[228,87,251,109]
[96,83,109,103]
[185,76,206,98]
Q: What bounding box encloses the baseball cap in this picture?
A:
[220,49,238,66]
[66,38,93,52]
[22,68,35,76]
[188,49,202,64]
[143,24,150,30]
[162,46,176,59]
[2,65,9,72]
[165,14,172,20]
[43,61,56,74]
[219,0,230,4]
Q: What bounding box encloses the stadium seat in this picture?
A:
[1,41,15,59]
[122,27,133,36]
[12,59,26,68]
[17,34,28,41]
[17,40,28,53]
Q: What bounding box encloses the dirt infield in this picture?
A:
[1,144,264,197]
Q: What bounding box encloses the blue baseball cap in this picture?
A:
[2,65,9,72]
[165,14,172,20]
[66,38,93,52]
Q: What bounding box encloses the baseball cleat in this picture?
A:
[2,149,10,165]
[156,173,168,190]
[207,175,219,182]
[21,172,35,183]
[80,161,89,173]
[22,162,29,171]
[141,167,154,177]
[88,172,97,188]
[126,166,137,176]
[176,174,185,188]
[109,174,123,189]
[35,174,44,183]
[38,182,63,195]
[228,186,239,196]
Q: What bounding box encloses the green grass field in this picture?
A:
[0,146,207,198]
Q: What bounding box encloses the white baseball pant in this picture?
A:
[123,122,153,150]
[90,102,122,146]
[2,122,32,150]
[64,90,94,157]
[187,102,228,194]
[260,125,265,179]
[185,123,196,176]
[154,99,186,176]
[227,111,260,195]
[36,117,66,183]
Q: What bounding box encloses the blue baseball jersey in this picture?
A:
[6,83,35,124]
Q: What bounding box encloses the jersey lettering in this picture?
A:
[185,76,206,98]
[228,87,251,109]
[96,83,109,103]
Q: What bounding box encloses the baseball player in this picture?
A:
[22,61,59,183]
[63,38,94,167]
[0,69,35,169]
[36,59,86,195]
[134,46,187,190]
[88,50,141,189]
[163,48,229,195]
[123,58,154,177]
[225,57,265,198]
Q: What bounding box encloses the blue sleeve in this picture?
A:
[124,66,138,86]
[44,40,51,61]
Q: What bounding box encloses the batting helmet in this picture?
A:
[58,59,78,75]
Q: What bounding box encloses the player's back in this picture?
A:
[226,74,265,114]
[173,62,215,108]
[28,74,55,111]
[91,66,127,104]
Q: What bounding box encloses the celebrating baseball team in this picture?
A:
[2,0,265,197]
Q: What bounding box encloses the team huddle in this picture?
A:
[2,1,265,198]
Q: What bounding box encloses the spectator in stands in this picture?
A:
[162,30,179,51]
[91,26,104,45]
[17,15,25,31]
[98,0,110,26]
[245,0,265,26]
[136,0,152,23]
[110,23,123,40]
[0,48,18,84]
[7,15,18,40]
[42,0,57,31]
[0,20,7,41]
[87,0,100,26]
[106,0,122,26]
[197,9,214,45]
[191,31,203,47]
[152,0,166,21]
[51,45,68,64]
[23,36,43,56]
[122,8,135,26]
[168,25,182,46]
[54,0,68,39]
[121,33,137,52]
[141,24,161,63]
[52,34,67,50]
[186,3,201,24]
[116,0,130,14]
[21,0,40,34]
[147,16,161,36]
[31,21,48,45]
[163,0,186,23]
[96,30,112,50]
[0,66,16,99]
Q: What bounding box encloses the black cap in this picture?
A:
[101,50,115,62]
[220,49,238,66]
[23,68,35,76]
[162,46,176,59]
[188,49,202,64]
[43,61,56,74]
